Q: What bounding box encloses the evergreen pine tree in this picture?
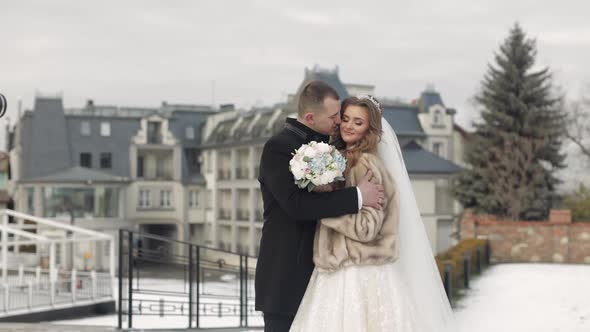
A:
[452,23,567,220]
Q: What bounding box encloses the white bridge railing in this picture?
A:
[0,209,115,317]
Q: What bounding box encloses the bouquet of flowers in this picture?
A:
[289,141,347,192]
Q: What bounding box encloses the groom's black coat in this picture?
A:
[255,118,359,316]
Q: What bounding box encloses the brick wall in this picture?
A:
[460,209,590,264]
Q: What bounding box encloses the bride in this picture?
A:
[289,95,457,331]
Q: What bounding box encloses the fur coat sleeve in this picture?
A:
[313,152,400,271]
[321,152,396,242]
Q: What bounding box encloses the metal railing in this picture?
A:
[118,229,262,329]
[442,240,491,305]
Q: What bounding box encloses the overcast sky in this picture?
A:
[2,1,590,134]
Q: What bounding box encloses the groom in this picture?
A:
[255,80,384,331]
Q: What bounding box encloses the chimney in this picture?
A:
[220,104,235,112]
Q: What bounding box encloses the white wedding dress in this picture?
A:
[290,262,421,332]
[290,116,457,332]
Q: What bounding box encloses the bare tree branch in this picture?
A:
[566,87,590,162]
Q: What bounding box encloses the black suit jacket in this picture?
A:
[255,118,358,316]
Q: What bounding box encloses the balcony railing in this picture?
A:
[139,174,174,181]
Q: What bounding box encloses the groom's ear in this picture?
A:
[303,112,315,125]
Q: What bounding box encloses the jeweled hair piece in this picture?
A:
[357,94,383,114]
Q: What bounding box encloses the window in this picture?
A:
[433,142,442,156]
[80,153,92,168]
[81,121,91,136]
[436,180,454,215]
[100,122,111,136]
[432,109,445,128]
[98,188,119,218]
[100,152,112,169]
[160,189,172,208]
[433,110,441,124]
[185,126,195,139]
[26,187,34,214]
[138,189,151,208]
[184,148,200,175]
[156,157,165,178]
[147,121,162,144]
[189,190,198,208]
[137,156,144,178]
[42,187,119,218]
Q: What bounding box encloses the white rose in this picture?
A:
[311,172,327,185]
[303,146,318,158]
[310,176,322,186]
[293,168,304,180]
[316,142,331,154]
[291,163,305,180]
[327,172,336,184]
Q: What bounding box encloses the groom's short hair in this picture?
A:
[298,80,340,117]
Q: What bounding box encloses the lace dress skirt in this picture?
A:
[290,262,422,332]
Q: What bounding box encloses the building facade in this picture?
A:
[201,67,464,254]
[8,66,465,256]
[7,97,214,258]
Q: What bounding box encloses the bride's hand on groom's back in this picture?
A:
[358,170,385,209]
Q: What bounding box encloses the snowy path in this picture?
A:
[454,263,590,332]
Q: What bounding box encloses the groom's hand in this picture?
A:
[312,184,334,193]
[358,170,385,209]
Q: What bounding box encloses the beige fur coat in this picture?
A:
[313,152,400,272]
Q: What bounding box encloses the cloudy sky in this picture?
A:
[2,0,590,133]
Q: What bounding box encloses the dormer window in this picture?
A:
[185,126,195,139]
[433,142,442,156]
[100,122,111,136]
[433,110,442,126]
[147,121,162,144]
[81,121,91,136]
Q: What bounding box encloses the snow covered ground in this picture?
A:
[52,277,263,330]
[454,263,590,332]
[51,263,590,331]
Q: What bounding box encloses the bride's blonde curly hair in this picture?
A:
[331,96,383,170]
